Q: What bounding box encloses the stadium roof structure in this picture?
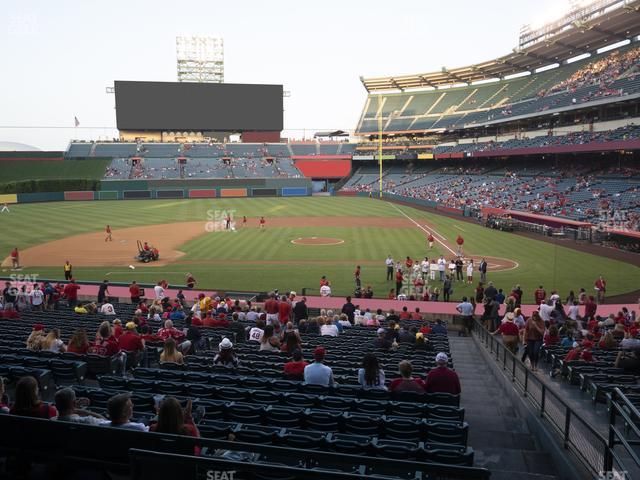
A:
[361,0,640,92]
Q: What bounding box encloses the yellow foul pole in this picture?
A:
[378,95,383,199]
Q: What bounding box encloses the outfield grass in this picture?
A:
[1,197,639,300]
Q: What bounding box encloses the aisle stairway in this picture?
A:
[448,335,559,480]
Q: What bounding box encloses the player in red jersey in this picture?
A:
[259,216,266,230]
[456,235,464,255]
[428,234,434,249]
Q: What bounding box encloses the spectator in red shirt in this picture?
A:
[419,323,432,335]
[118,322,145,354]
[584,296,597,321]
[129,281,141,303]
[67,328,90,355]
[399,307,411,320]
[491,313,520,354]
[534,285,546,305]
[424,352,461,395]
[543,325,560,346]
[278,295,292,325]
[206,313,229,328]
[283,349,308,380]
[264,292,280,325]
[594,275,606,304]
[395,270,403,297]
[138,325,162,343]
[410,308,423,321]
[10,376,57,419]
[63,279,81,308]
[89,321,119,356]
[112,319,124,338]
[0,303,20,319]
[158,320,191,353]
[389,360,426,393]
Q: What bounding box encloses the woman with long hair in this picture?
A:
[357,353,386,390]
[524,311,545,372]
[26,325,45,351]
[281,322,301,354]
[160,337,184,364]
[149,396,200,453]
[10,376,57,418]
[41,328,66,353]
[67,328,90,355]
[259,325,280,351]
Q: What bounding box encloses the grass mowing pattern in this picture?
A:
[1,197,638,300]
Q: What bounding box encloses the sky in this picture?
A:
[0,0,571,150]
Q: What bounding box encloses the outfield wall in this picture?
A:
[9,178,313,204]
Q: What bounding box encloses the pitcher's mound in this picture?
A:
[291,237,345,245]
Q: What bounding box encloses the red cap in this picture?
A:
[33,323,44,331]
[582,340,593,349]
[314,346,326,359]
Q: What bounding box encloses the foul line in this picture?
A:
[453,224,466,232]
[387,202,457,256]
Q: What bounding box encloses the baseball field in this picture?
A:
[1,196,639,300]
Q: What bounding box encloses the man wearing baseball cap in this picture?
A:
[424,352,461,395]
[303,346,335,387]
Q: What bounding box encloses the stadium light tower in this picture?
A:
[176,36,224,83]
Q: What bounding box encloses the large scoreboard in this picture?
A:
[114,81,283,132]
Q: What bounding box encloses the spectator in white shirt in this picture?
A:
[320,284,332,297]
[30,285,44,311]
[320,317,339,336]
[153,282,165,300]
[41,328,66,353]
[106,393,149,431]
[100,302,116,315]
[539,300,555,323]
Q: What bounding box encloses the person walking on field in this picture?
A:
[385,255,394,281]
[259,216,266,230]
[427,234,435,249]
[479,258,487,283]
[456,235,464,256]
[595,275,606,304]
[105,225,112,242]
[63,260,73,281]
[10,247,20,269]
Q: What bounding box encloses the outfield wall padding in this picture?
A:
[64,191,95,201]
[188,189,216,198]
[17,192,65,203]
[220,188,247,198]
[251,188,277,197]
[98,191,119,200]
[123,190,152,199]
[281,187,308,197]
[0,194,18,204]
[155,190,185,199]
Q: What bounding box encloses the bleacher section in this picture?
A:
[0,300,494,479]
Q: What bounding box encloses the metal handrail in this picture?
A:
[607,387,640,470]
[472,319,610,476]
